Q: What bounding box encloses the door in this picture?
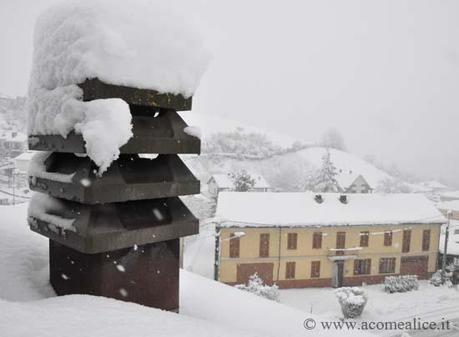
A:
[332,261,344,287]
[237,263,274,285]
[400,256,428,279]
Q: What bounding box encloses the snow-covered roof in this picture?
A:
[216,192,446,227]
[441,191,459,200]
[437,200,459,212]
[211,173,271,189]
[13,151,37,161]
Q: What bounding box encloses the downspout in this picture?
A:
[276,226,281,282]
[214,224,220,281]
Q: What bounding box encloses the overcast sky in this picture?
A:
[1,0,458,186]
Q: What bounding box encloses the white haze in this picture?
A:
[1,0,458,185]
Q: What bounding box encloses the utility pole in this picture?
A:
[442,210,452,283]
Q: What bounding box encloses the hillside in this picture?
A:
[180,113,392,193]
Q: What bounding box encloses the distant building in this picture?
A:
[342,174,373,193]
[0,131,27,158]
[207,173,272,196]
[215,192,445,288]
[437,200,459,221]
[440,191,459,202]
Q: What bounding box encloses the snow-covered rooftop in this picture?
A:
[437,200,459,212]
[216,192,446,227]
[0,202,370,337]
[441,191,459,200]
[211,173,271,189]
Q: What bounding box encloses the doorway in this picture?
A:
[332,261,344,287]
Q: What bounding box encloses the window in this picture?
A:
[379,257,396,274]
[422,230,431,251]
[229,233,240,258]
[360,231,369,247]
[286,262,296,279]
[336,232,346,249]
[402,230,411,253]
[259,233,270,257]
[354,259,371,275]
[311,261,321,278]
[287,233,298,250]
[384,231,393,246]
[312,232,322,249]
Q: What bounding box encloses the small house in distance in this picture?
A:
[207,173,272,196]
[340,174,373,193]
[215,192,445,288]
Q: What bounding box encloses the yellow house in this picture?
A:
[215,192,446,288]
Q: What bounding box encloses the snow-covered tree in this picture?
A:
[312,149,340,192]
[229,170,255,192]
[235,273,279,302]
[320,128,346,151]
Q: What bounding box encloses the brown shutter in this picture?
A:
[384,231,393,246]
[422,230,431,251]
[379,257,396,274]
[336,232,346,249]
[360,231,369,247]
[354,259,371,275]
[259,233,270,257]
[312,232,322,249]
[402,230,411,253]
[229,233,240,258]
[286,262,296,279]
[311,261,320,278]
[287,233,298,250]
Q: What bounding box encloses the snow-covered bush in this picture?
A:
[235,273,279,302]
[384,275,418,293]
[430,269,453,287]
[335,287,368,319]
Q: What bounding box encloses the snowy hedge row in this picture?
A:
[384,275,418,293]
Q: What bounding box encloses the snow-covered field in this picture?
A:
[0,202,373,337]
[280,282,459,336]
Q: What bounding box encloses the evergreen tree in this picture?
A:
[229,170,255,192]
[314,148,340,192]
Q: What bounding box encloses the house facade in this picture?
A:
[215,192,445,288]
[208,173,272,196]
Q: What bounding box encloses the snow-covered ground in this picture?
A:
[280,282,459,336]
[0,202,372,337]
